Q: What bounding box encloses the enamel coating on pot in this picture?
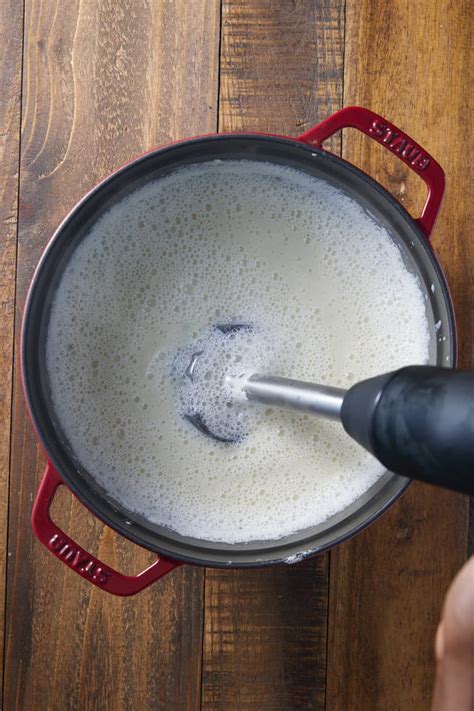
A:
[22,107,455,595]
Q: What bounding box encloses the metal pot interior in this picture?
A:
[22,135,455,566]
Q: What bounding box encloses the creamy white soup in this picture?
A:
[46,161,429,542]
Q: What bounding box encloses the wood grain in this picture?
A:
[203,562,329,710]
[202,2,344,709]
[4,1,220,709]
[0,0,24,702]
[326,1,472,709]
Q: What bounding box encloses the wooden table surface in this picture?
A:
[1,1,472,709]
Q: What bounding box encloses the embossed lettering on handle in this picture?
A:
[298,106,445,239]
[368,119,431,171]
[32,463,180,596]
[48,532,112,586]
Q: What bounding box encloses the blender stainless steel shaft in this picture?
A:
[243,374,346,421]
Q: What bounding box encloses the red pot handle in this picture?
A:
[32,463,181,596]
[298,106,445,240]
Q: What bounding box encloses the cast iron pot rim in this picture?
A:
[21,132,457,568]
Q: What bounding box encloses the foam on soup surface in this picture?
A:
[46,161,430,543]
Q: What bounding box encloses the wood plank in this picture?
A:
[0,0,24,703]
[203,562,330,711]
[202,2,344,709]
[4,1,220,709]
[326,1,472,708]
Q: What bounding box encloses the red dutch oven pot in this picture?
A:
[22,107,454,595]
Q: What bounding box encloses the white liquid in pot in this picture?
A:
[46,161,430,543]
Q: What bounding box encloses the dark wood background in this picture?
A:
[1,1,472,709]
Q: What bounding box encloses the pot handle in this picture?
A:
[32,463,180,596]
[298,106,445,240]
